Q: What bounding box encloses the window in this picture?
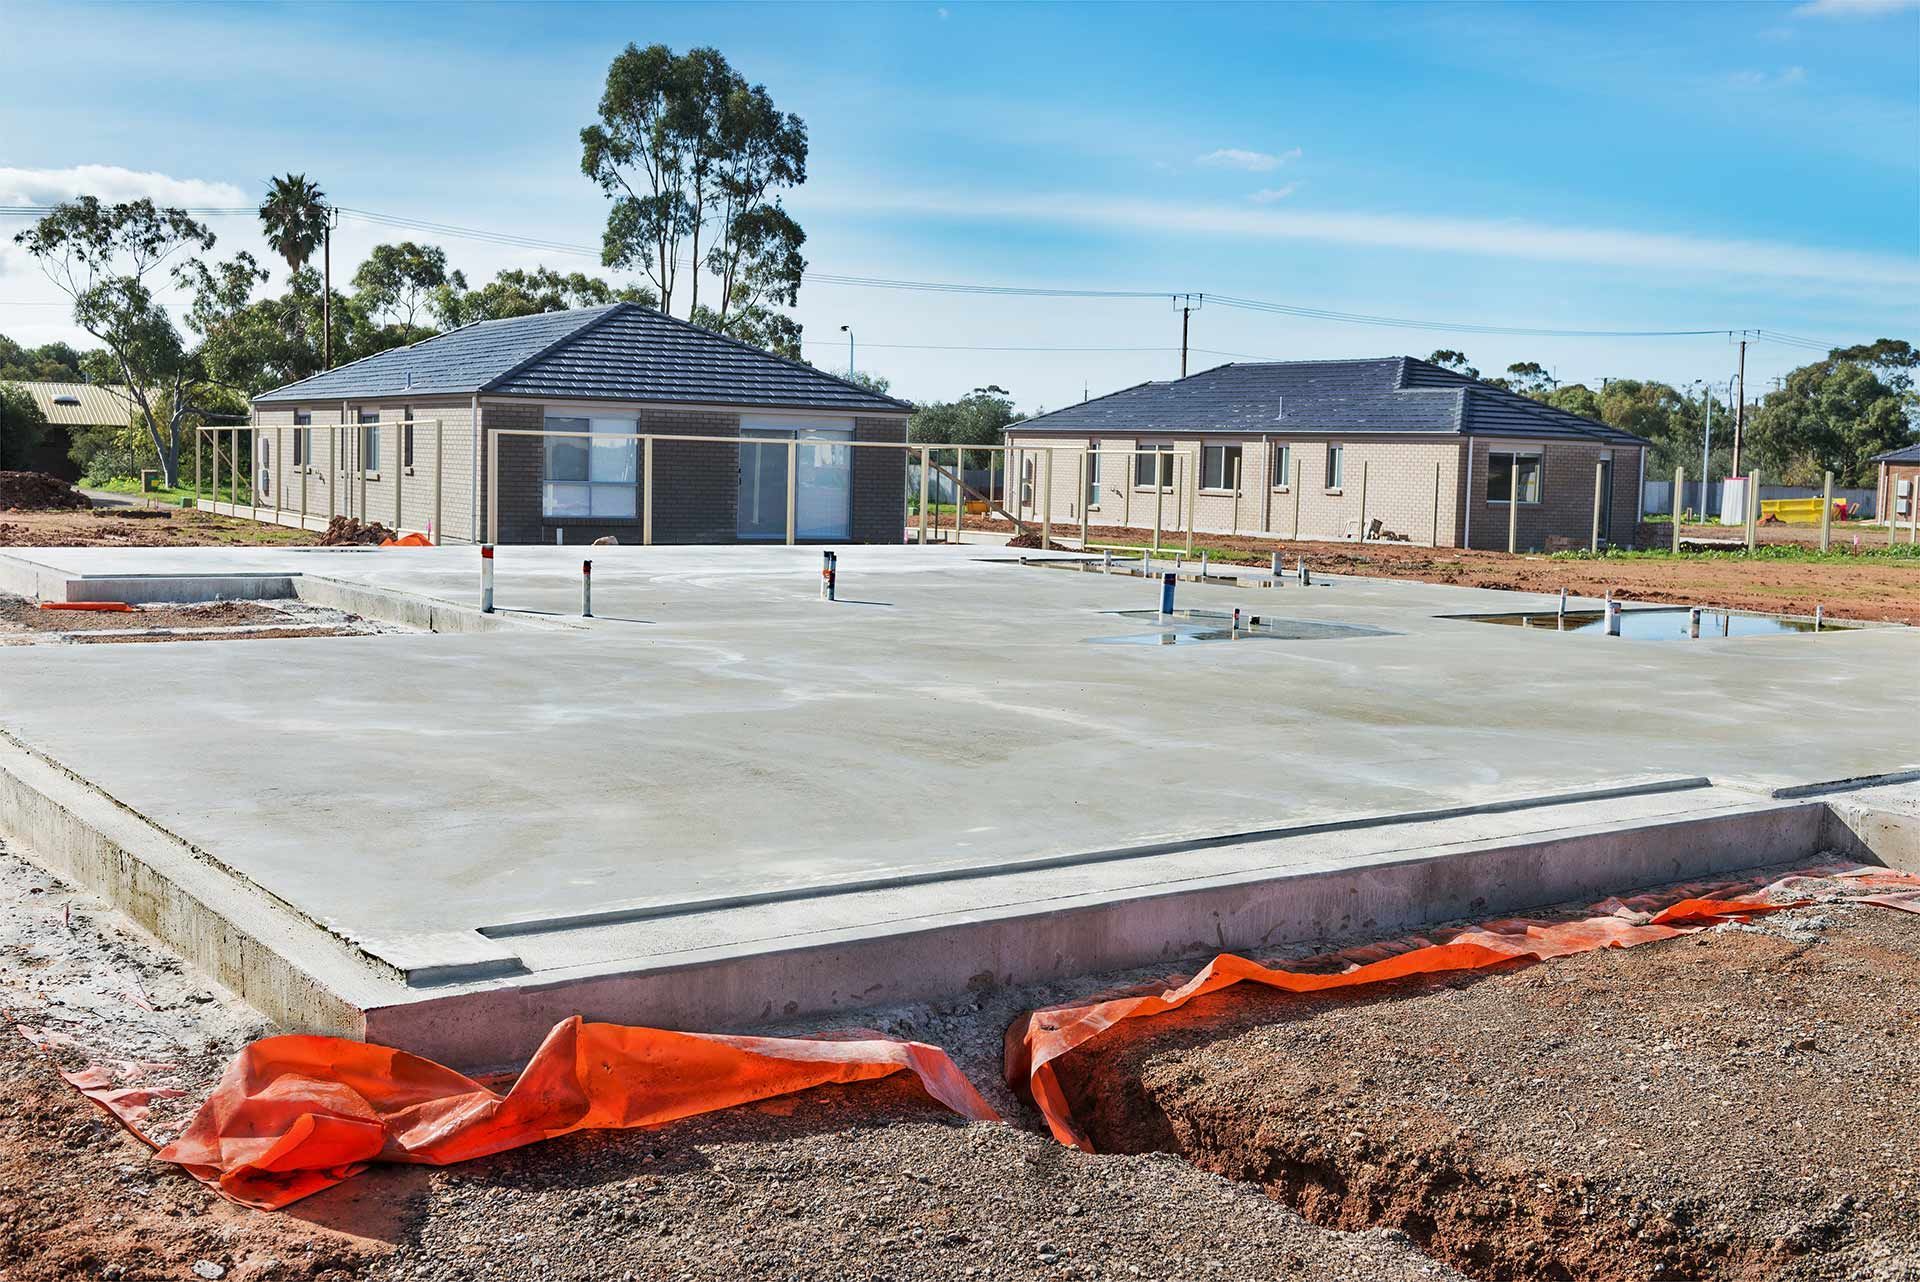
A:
[1086,441,1100,508]
[258,436,270,499]
[1201,443,1242,491]
[1272,442,1292,489]
[1134,444,1175,488]
[543,415,637,518]
[1326,444,1344,490]
[1020,455,1034,507]
[357,408,380,472]
[402,407,415,469]
[292,409,310,464]
[1486,451,1543,504]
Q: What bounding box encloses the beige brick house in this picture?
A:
[1873,443,1920,530]
[245,303,911,545]
[1003,357,1649,551]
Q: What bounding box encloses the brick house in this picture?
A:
[1872,443,1920,530]
[247,303,912,545]
[1002,358,1650,551]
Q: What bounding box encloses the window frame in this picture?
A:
[1271,442,1292,491]
[1200,442,1243,493]
[1133,442,1176,491]
[541,413,640,522]
[1485,449,1545,506]
[292,409,310,466]
[402,407,415,471]
[1085,441,1100,509]
[1325,444,1345,492]
[356,407,381,476]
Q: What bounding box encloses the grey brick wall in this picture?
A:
[852,416,907,543]
[480,402,911,545]
[643,409,740,544]
[1464,439,1642,551]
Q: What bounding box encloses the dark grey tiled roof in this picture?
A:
[1872,443,1920,464]
[1010,357,1649,446]
[253,303,911,413]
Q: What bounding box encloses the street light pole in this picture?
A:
[839,324,854,378]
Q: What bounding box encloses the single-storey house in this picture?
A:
[1872,442,1920,529]
[1002,357,1651,551]
[245,303,912,544]
[2,380,138,481]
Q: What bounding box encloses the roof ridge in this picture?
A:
[1018,378,1162,427]
[252,316,492,402]
[477,302,629,394]
[637,304,917,412]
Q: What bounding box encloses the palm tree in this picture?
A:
[259,174,328,275]
[258,174,334,367]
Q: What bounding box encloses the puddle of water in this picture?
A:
[1459,608,1860,639]
[1093,609,1395,645]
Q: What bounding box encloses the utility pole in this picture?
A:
[839,324,854,377]
[322,205,338,371]
[1731,336,1747,479]
[1175,293,1202,378]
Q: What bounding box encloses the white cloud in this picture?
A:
[1196,147,1300,173]
[1248,185,1298,204]
[1794,0,1918,15]
[0,164,249,210]
[808,189,1920,294]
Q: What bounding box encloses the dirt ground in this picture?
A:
[1057,875,1920,1282]
[0,595,387,646]
[938,516,1920,625]
[0,507,315,548]
[0,843,1464,1282]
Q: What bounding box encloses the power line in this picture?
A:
[0,203,1851,350]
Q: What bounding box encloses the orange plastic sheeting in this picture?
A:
[1007,890,1812,1151]
[380,532,433,547]
[154,1016,1000,1210]
[38,601,134,612]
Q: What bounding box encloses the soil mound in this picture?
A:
[0,471,91,512]
[319,515,397,546]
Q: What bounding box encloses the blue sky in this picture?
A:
[2,0,1916,411]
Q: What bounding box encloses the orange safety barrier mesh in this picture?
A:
[379,532,434,547]
[37,601,134,612]
[57,1016,996,1210]
[1005,866,1920,1152]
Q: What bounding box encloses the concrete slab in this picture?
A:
[1,543,1916,1065]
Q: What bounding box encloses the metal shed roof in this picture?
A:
[252,303,912,414]
[3,380,137,427]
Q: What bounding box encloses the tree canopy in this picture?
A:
[581,43,807,357]
[908,385,1026,466]
[431,266,658,328]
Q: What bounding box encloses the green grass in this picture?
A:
[91,476,253,507]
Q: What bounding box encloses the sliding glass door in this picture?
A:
[737,420,853,540]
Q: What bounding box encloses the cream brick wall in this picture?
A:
[1005,432,1466,545]
[252,396,479,541]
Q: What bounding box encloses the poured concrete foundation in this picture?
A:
[1,543,1916,1066]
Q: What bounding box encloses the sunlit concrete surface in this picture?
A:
[1,543,1915,1063]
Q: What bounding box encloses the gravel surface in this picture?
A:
[0,508,314,547]
[0,842,1462,1282]
[1058,877,1920,1282]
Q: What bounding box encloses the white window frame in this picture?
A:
[1486,449,1545,506]
[1271,442,1292,491]
[1086,441,1100,509]
[1134,442,1176,491]
[542,413,640,521]
[292,409,311,466]
[356,407,381,476]
[1201,442,1242,493]
[1325,444,1345,492]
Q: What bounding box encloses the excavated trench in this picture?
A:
[1050,883,1920,1282]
